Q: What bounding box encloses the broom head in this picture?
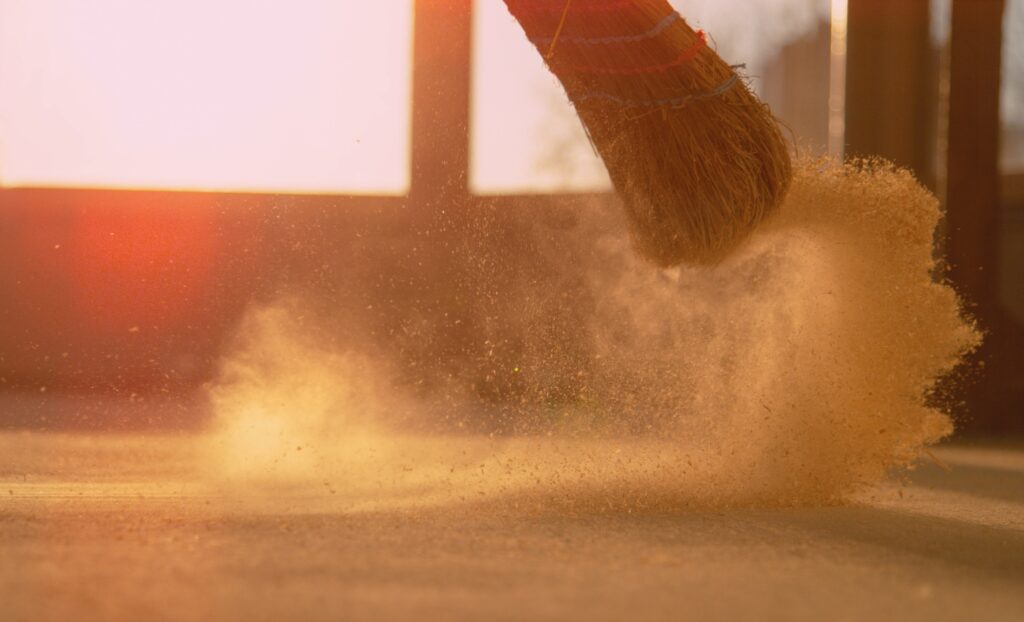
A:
[504,0,793,266]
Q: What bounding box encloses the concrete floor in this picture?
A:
[1,432,1023,622]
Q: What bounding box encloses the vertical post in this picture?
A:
[946,0,1007,430]
[828,0,849,159]
[405,0,476,369]
[844,0,937,188]
[410,0,473,209]
[946,0,1003,323]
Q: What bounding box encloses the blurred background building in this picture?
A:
[0,0,1020,433]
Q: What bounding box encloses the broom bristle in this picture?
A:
[504,0,793,266]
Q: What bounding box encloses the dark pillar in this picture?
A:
[946,0,1013,432]
[845,0,937,188]
[410,0,473,208]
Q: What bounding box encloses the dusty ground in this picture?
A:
[1,431,1023,622]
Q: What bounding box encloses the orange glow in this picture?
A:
[0,1,412,194]
[69,200,220,330]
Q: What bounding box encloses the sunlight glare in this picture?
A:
[0,0,412,193]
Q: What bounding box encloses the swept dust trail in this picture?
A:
[204,159,979,510]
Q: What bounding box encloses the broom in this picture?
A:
[502,0,792,265]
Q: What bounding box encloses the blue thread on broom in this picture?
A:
[531,11,680,46]
[552,29,705,74]
[574,66,745,108]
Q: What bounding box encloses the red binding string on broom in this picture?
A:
[532,11,680,46]
[516,0,635,16]
[555,30,707,75]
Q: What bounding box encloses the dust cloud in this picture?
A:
[202,159,979,512]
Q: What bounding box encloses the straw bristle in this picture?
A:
[504,0,793,266]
